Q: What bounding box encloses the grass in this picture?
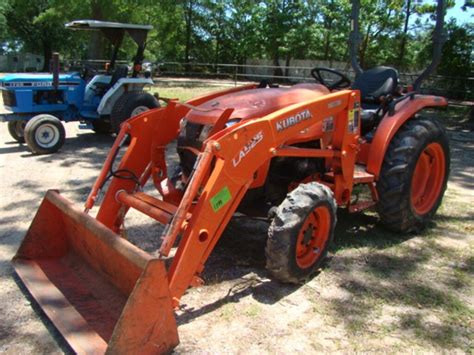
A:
[434,104,472,129]
[219,303,237,322]
[243,303,262,318]
[149,79,234,102]
[322,191,474,349]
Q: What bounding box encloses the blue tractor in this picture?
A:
[0,20,159,154]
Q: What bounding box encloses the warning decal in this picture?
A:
[210,186,232,212]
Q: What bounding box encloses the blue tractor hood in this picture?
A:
[0,72,86,115]
[0,73,82,87]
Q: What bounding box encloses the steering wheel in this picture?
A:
[310,67,351,90]
[81,63,98,80]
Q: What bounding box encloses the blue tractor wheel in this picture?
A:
[24,114,66,155]
[8,121,27,143]
[110,91,159,134]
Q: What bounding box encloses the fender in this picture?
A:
[97,77,155,115]
[367,95,448,178]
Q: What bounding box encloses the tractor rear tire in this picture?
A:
[266,182,337,284]
[110,91,159,133]
[376,116,450,233]
[24,114,66,155]
[8,120,26,143]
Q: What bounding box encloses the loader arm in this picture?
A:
[89,84,258,230]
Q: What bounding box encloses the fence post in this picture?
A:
[234,66,237,86]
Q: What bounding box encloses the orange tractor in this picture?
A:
[13,1,450,353]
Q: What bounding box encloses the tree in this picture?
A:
[0,0,9,53]
[438,20,473,77]
[397,0,412,67]
[437,20,473,100]
[259,0,307,76]
[5,0,73,70]
[183,0,194,64]
[226,0,264,64]
[358,0,404,68]
[0,0,469,86]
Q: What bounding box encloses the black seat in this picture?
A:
[93,65,129,94]
[108,65,129,88]
[352,66,399,107]
[352,66,399,136]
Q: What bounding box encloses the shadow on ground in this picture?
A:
[324,206,473,349]
[429,106,474,192]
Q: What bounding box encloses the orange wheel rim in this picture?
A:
[411,142,446,215]
[295,206,331,269]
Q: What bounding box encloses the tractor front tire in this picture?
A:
[111,92,159,133]
[8,120,26,143]
[376,116,450,233]
[24,114,65,155]
[266,182,337,284]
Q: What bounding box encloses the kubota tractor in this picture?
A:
[12,0,450,353]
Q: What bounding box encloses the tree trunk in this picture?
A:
[398,0,411,67]
[214,37,219,73]
[284,53,291,79]
[323,20,333,60]
[42,39,52,72]
[360,23,372,69]
[214,16,222,72]
[88,0,104,60]
[271,30,282,77]
[184,0,193,67]
[273,51,282,77]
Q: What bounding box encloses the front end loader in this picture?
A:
[13,76,449,352]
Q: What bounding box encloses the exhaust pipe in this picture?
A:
[51,52,60,90]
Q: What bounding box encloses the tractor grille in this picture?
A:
[177,121,207,177]
[1,90,16,107]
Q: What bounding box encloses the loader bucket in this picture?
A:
[12,190,179,354]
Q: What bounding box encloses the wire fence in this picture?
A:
[3,57,471,102]
[156,61,474,102]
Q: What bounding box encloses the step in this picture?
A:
[324,164,374,184]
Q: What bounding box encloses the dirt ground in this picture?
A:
[0,84,472,353]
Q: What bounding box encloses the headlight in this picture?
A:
[179,118,187,130]
[225,118,241,128]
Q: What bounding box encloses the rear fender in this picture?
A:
[97,78,154,115]
[366,95,448,178]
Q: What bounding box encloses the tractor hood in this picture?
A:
[0,73,82,88]
[185,83,330,125]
